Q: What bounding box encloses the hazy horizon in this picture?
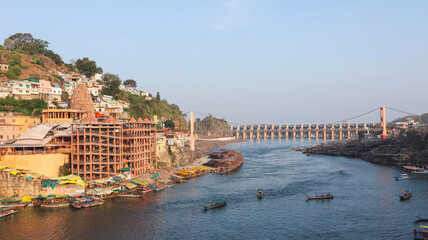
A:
[1,0,427,124]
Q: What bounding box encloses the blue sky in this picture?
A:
[1,0,428,124]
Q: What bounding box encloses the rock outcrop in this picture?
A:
[204,149,244,172]
[303,138,427,166]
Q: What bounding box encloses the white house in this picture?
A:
[49,83,62,101]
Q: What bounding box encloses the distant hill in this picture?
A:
[391,113,428,124]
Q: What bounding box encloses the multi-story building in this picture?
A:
[49,83,62,101]
[64,82,75,96]
[70,117,157,181]
[0,81,12,98]
[39,79,51,100]
[0,112,40,143]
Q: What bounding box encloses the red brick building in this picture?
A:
[71,116,157,181]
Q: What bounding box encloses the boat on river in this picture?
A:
[416,216,428,222]
[399,189,412,201]
[257,189,264,198]
[0,208,17,218]
[117,191,142,198]
[70,197,104,209]
[306,193,333,200]
[41,196,70,208]
[403,165,428,174]
[139,185,154,194]
[395,173,409,180]
[0,200,29,208]
[204,198,227,210]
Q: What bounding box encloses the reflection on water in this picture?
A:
[0,139,427,240]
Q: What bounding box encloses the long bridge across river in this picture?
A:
[229,123,381,140]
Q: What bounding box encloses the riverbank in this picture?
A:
[302,137,428,166]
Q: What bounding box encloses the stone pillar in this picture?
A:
[285,124,289,139]
[250,125,253,139]
[293,125,296,139]
[190,111,195,151]
[339,123,343,140]
[380,107,387,140]
[278,125,282,139]
[264,125,267,139]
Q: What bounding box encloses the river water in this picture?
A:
[1,139,427,240]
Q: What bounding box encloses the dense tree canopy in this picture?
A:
[3,33,63,65]
[101,73,121,98]
[123,79,137,88]
[75,57,103,78]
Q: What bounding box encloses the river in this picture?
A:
[0,139,426,240]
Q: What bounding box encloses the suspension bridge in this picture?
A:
[185,106,419,143]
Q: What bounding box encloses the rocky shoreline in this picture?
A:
[204,149,244,172]
[302,138,428,166]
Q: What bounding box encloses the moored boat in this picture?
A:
[395,173,409,180]
[69,197,104,209]
[306,193,333,200]
[258,189,264,198]
[204,198,227,210]
[41,196,70,207]
[139,186,154,194]
[117,191,142,198]
[416,216,428,222]
[0,208,18,218]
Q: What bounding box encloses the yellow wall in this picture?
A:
[0,153,69,178]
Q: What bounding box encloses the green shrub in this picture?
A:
[5,71,18,80]
[8,53,22,67]
[23,64,29,69]
[9,65,21,76]
[0,45,5,50]
[0,97,47,116]
[11,49,28,54]
[52,74,64,81]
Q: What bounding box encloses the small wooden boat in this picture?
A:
[306,193,333,200]
[400,189,412,201]
[69,197,104,209]
[0,208,17,218]
[416,216,428,222]
[258,189,264,198]
[395,173,409,180]
[117,194,142,198]
[41,203,69,208]
[204,198,226,210]
[173,178,186,183]
[415,228,428,239]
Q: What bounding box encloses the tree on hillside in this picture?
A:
[123,79,137,88]
[164,120,175,129]
[101,73,121,98]
[3,33,64,65]
[75,57,103,78]
[3,33,33,49]
[156,92,161,101]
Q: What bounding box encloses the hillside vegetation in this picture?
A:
[0,97,47,116]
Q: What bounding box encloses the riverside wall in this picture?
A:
[0,171,84,199]
[0,153,69,177]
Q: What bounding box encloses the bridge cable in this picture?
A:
[333,107,379,124]
[385,107,418,116]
